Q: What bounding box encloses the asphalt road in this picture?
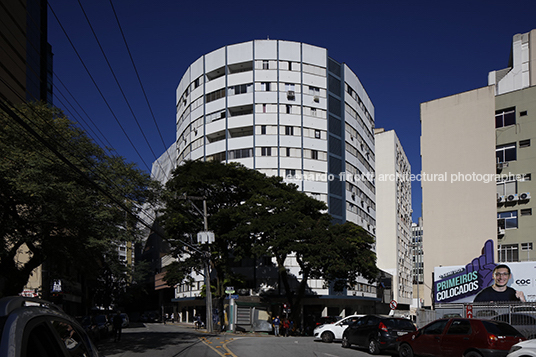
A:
[97,323,394,357]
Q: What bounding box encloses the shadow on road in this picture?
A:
[97,329,207,355]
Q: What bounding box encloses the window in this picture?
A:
[520,111,528,116]
[520,139,531,148]
[495,107,515,128]
[498,244,519,262]
[261,147,271,156]
[498,210,518,229]
[262,104,267,113]
[205,88,226,103]
[285,83,295,91]
[261,125,266,135]
[446,320,471,335]
[311,108,317,116]
[496,143,516,163]
[496,179,517,196]
[261,82,271,91]
[523,173,532,181]
[285,169,296,178]
[521,242,533,251]
[521,208,532,216]
[286,105,292,114]
[315,129,321,139]
[422,320,448,335]
[228,148,252,159]
[285,126,294,135]
[311,150,318,160]
[228,83,252,96]
[262,60,269,69]
[309,86,320,96]
[286,147,291,157]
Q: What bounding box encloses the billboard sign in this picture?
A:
[434,239,536,303]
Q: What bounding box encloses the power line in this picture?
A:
[75,0,167,176]
[48,2,153,173]
[108,0,174,177]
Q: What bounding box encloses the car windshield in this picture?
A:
[482,320,523,337]
[94,315,107,323]
[385,318,416,330]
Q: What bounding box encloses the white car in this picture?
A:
[508,339,536,357]
[313,314,364,343]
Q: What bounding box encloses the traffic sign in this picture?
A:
[389,300,398,310]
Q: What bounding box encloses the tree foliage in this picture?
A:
[161,160,379,326]
[0,102,158,299]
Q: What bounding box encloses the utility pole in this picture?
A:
[182,194,214,333]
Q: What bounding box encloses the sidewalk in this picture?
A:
[167,321,272,337]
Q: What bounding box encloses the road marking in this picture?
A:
[198,337,238,357]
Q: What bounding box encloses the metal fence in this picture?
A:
[415,302,536,338]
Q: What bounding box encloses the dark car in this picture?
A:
[397,318,525,357]
[341,314,417,354]
[77,315,101,342]
[0,296,103,357]
[94,314,113,338]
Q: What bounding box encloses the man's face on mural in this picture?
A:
[494,268,510,287]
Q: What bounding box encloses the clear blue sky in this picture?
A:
[47,0,536,222]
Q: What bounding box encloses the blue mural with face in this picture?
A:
[434,240,496,303]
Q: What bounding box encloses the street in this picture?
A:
[97,323,395,357]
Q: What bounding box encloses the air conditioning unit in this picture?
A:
[313,95,320,102]
[287,90,295,99]
[507,194,519,202]
[519,192,531,200]
[497,195,506,203]
[497,162,509,170]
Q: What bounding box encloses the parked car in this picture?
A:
[507,339,536,357]
[94,314,113,338]
[120,313,130,328]
[77,315,101,342]
[493,313,536,339]
[314,314,363,342]
[397,318,525,357]
[0,296,103,357]
[341,314,416,354]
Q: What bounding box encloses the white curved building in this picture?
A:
[171,39,376,230]
[153,40,381,323]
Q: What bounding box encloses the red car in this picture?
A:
[397,318,525,357]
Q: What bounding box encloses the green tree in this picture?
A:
[161,160,378,328]
[0,102,157,299]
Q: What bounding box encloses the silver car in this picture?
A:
[0,296,103,357]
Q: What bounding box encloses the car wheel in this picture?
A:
[321,331,334,343]
[464,352,483,357]
[368,339,380,355]
[399,343,414,357]
[342,335,351,348]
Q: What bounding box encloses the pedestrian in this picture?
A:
[282,318,289,337]
[112,311,123,342]
[171,312,175,323]
[473,264,526,302]
[272,315,280,336]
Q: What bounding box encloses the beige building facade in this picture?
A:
[374,128,413,306]
[421,29,536,306]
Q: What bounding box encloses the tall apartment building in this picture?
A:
[421,29,536,306]
[411,218,424,306]
[374,128,413,306]
[155,40,380,320]
[0,0,53,105]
